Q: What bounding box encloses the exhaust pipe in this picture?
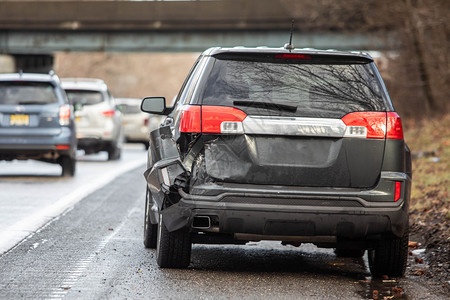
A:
[192,216,211,229]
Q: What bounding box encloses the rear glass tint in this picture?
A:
[201,59,386,118]
[65,90,103,106]
[117,103,141,114]
[0,82,58,105]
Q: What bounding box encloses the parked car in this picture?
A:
[0,72,77,176]
[115,98,151,149]
[61,78,123,160]
[140,46,412,277]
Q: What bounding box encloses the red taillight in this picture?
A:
[179,105,247,133]
[342,112,386,139]
[275,54,312,60]
[202,106,247,133]
[386,112,404,139]
[179,105,201,133]
[394,181,402,201]
[59,105,71,126]
[56,145,70,150]
[144,118,149,127]
[102,110,115,118]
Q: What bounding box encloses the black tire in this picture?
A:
[334,248,365,258]
[156,213,191,268]
[368,228,409,278]
[107,144,121,161]
[144,188,157,249]
[59,155,76,177]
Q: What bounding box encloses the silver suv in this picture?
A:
[61,78,123,160]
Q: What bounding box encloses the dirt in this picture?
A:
[404,115,450,295]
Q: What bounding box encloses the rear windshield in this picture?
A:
[65,90,103,106]
[117,103,141,114]
[201,59,386,118]
[0,82,58,105]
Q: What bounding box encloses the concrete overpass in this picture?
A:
[0,0,389,53]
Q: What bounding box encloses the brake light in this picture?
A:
[394,181,402,201]
[275,54,312,60]
[202,106,247,133]
[59,105,71,126]
[102,110,115,118]
[342,112,386,139]
[179,105,201,133]
[386,112,404,139]
[179,105,247,133]
[56,145,70,150]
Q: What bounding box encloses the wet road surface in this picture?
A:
[0,166,442,299]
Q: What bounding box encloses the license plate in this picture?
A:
[75,116,81,122]
[10,114,29,126]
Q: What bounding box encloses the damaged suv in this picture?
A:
[141,47,412,277]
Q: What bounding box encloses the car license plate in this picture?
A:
[75,116,81,122]
[10,114,29,126]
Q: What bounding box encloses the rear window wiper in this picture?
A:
[233,100,297,113]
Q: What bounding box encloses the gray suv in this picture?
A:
[0,72,77,176]
[141,47,412,277]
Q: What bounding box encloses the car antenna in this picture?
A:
[284,20,295,52]
[19,69,23,77]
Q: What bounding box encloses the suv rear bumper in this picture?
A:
[157,171,410,241]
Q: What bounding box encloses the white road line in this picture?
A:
[0,159,145,255]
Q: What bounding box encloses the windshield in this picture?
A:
[201,59,386,118]
[0,82,58,105]
[65,90,104,106]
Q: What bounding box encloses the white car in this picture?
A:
[115,98,151,149]
[61,78,123,160]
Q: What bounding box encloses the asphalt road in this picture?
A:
[0,147,443,299]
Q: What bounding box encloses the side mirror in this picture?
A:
[141,97,171,115]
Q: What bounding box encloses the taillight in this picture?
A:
[342,111,404,139]
[102,110,115,118]
[202,106,247,133]
[179,105,201,133]
[394,181,402,201]
[59,105,71,126]
[144,118,149,127]
[179,105,247,134]
[56,145,70,150]
[386,112,404,139]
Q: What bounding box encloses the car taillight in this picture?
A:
[202,106,247,133]
[386,112,404,139]
[102,110,115,118]
[59,105,71,126]
[179,105,202,133]
[144,118,149,127]
[342,112,404,139]
[179,105,247,134]
[394,181,402,201]
[56,145,70,150]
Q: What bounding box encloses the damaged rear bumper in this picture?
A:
[155,172,410,242]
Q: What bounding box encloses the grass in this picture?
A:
[403,114,450,217]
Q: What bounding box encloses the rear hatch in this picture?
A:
[65,90,110,131]
[180,52,404,189]
[0,81,63,136]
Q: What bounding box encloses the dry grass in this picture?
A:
[404,114,449,214]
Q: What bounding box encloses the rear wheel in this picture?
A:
[58,155,76,177]
[144,189,157,249]
[156,213,191,268]
[368,228,409,277]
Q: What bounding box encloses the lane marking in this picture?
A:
[0,159,145,255]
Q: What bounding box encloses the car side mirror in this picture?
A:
[141,97,172,115]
